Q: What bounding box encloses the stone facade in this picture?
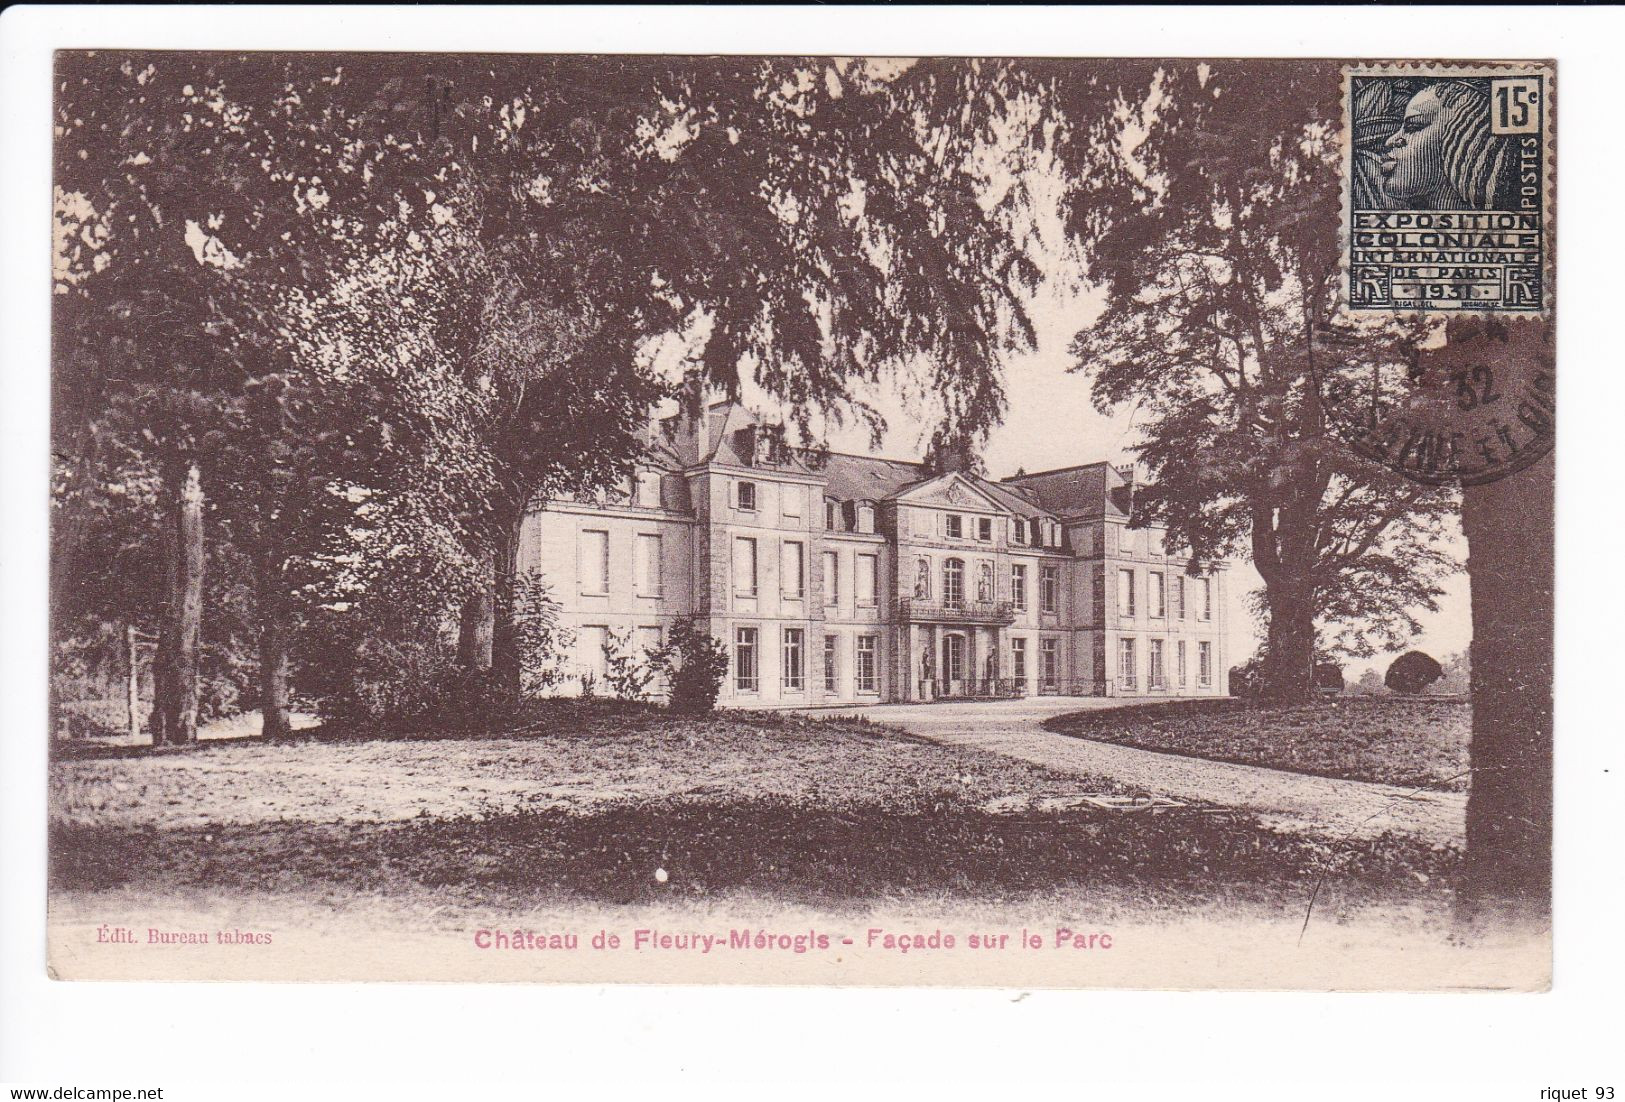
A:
[521,401,1229,706]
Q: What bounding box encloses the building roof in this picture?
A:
[1001,462,1130,520]
[817,452,929,504]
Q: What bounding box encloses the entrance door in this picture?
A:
[943,633,967,697]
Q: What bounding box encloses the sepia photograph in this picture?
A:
[37,47,1561,991]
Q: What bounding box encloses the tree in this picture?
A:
[1349,668,1386,696]
[1385,650,1444,695]
[1052,61,1459,701]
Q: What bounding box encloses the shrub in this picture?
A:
[1229,657,1263,698]
[602,629,660,701]
[1313,661,1345,693]
[656,618,729,714]
[1385,650,1444,695]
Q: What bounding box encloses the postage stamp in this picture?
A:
[1344,63,1554,315]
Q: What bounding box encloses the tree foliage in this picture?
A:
[1385,650,1444,695]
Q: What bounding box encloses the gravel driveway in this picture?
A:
[826,697,1466,845]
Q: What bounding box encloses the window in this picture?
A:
[1012,518,1028,545]
[1041,637,1060,689]
[637,625,663,656]
[823,636,839,693]
[943,558,965,609]
[579,530,609,595]
[825,498,841,531]
[913,509,933,537]
[781,540,805,599]
[783,628,805,691]
[913,556,931,600]
[733,537,758,597]
[856,554,878,606]
[1198,641,1213,687]
[855,503,875,534]
[578,626,608,687]
[1029,518,1043,546]
[1010,638,1028,683]
[1118,568,1136,617]
[856,635,879,693]
[635,534,662,597]
[782,484,802,518]
[1041,565,1060,614]
[637,471,662,509]
[1149,571,1165,618]
[1118,637,1137,691]
[736,480,757,512]
[1011,564,1028,611]
[1174,576,1187,620]
[823,551,839,607]
[944,514,963,540]
[1177,640,1188,688]
[735,627,759,692]
[1046,520,1060,547]
[1149,638,1166,690]
[1200,577,1213,621]
[943,634,966,684]
[976,517,992,542]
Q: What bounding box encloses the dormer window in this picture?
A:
[1012,519,1027,546]
[1029,518,1043,546]
[736,480,757,512]
[855,502,876,534]
[636,471,662,509]
[825,498,841,531]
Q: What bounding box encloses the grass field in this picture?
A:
[1044,697,1471,792]
[51,701,1458,925]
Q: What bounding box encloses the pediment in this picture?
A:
[891,473,1007,513]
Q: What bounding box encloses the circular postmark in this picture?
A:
[1315,319,1554,486]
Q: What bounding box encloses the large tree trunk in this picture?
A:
[1460,450,1553,921]
[150,457,204,746]
[489,505,526,696]
[255,544,293,741]
[457,579,494,671]
[1261,578,1316,702]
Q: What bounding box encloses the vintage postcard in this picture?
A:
[46,53,1554,989]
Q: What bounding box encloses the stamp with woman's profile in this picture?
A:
[1329,62,1555,486]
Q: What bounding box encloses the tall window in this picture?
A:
[856,636,879,693]
[943,558,965,609]
[1118,568,1136,616]
[635,534,662,597]
[579,530,609,595]
[735,627,759,692]
[1198,641,1213,687]
[733,537,758,597]
[637,471,662,508]
[1149,638,1166,690]
[976,517,993,542]
[1200,577,1213,621]
[1149,571,1165,618]
[578,626,608,686]
[781,540,805,598]
[943,634,966,684]
[944,514,963,539]
[823,636,839,693]
[1175,576,1187,620]
[782,484,802,518]
[1177,640,1188,688]
[823,551,840,607]
[736,480,757,512]
[1041,565,1060,613]
[857,554,878,607]
[1011,564,1028,611]
[783,628,805,691]
[1010,637,1028,684]
[977,561,994,603]
[1041,637,1060,689]
[1118,637,1137,691]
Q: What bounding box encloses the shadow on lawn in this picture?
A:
[51,796,1460,909]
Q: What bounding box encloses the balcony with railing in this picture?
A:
[895,597,1016,625]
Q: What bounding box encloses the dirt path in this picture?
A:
[827,698,1465,845]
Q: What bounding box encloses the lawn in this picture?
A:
[51,701,1458,922]
[1043,697,1471,792]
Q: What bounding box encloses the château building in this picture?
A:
[521,401,1228,707]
